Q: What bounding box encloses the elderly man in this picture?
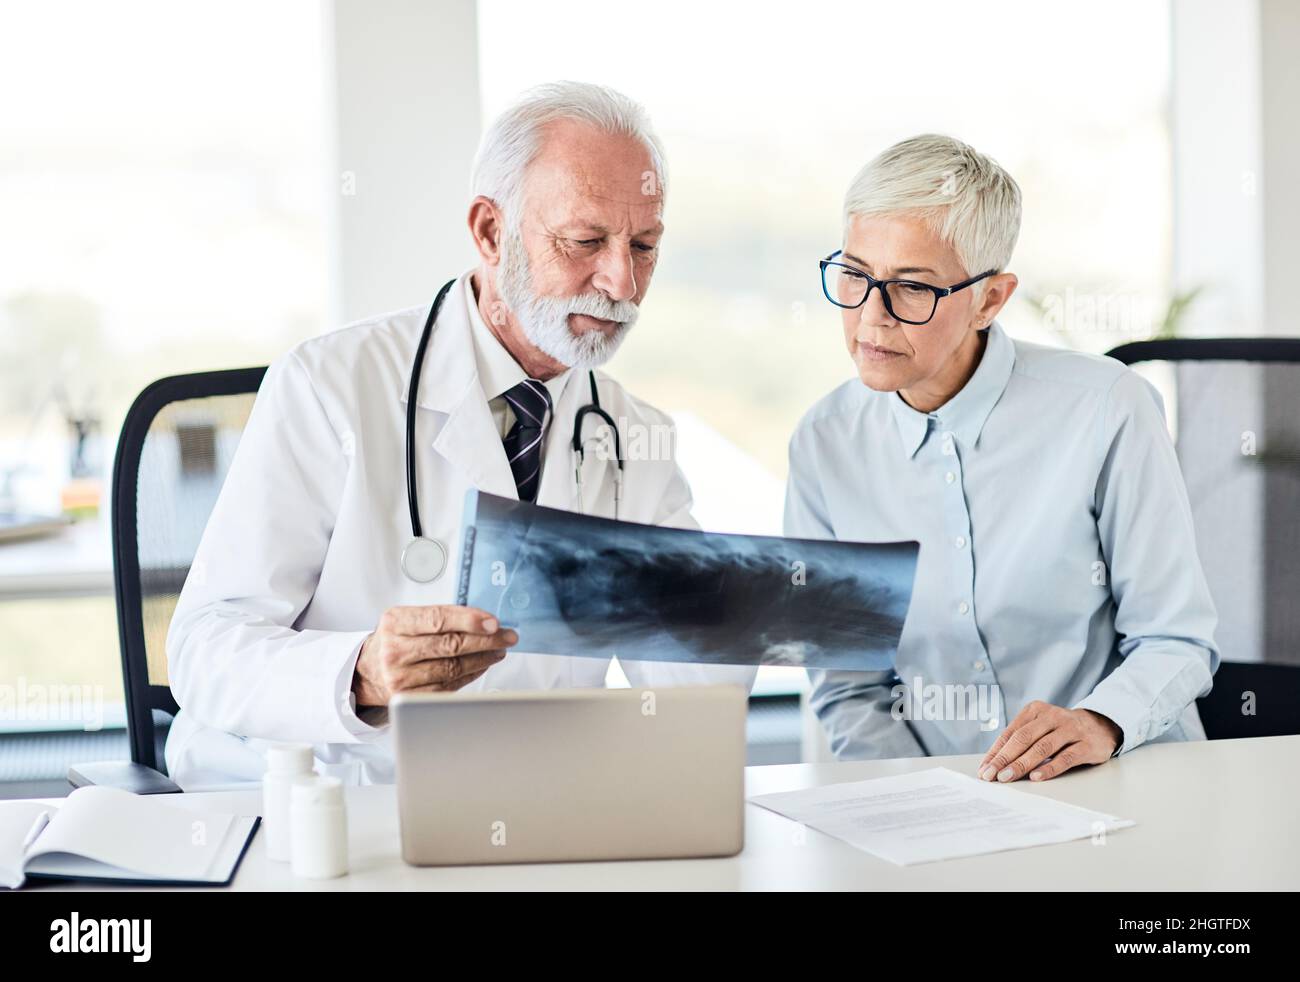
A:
[166,81,754,789]
[787,134,1218,781]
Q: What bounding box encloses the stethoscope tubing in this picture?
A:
[402,278,627,582]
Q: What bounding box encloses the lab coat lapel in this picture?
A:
[433,379,519,501]
[399,273,518,501]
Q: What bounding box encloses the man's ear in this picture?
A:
[974,272,1018,327]
[468,196,504,267]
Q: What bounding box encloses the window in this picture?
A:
[0,1,327,738]
[0,0,1176,745]
[478,0,1173,524]
[479,0,1171,700]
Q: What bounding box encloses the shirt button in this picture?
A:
[945,471,956,484]
[954,535,966,548]
[941,433,955,455]
[958,601,970,615]
[973,660,985,671]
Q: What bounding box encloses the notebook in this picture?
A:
[0,785,259,889]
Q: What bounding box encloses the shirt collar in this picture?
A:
[463,273,571,408]
[888,321,1016,458]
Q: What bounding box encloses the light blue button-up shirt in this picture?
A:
[785,322,1219,759]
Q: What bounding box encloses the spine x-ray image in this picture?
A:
[456,490,919,670]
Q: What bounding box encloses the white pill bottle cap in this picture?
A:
[266,743,314,775]
[292,775,344,809]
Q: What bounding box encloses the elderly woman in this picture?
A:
[786,134,1218,782]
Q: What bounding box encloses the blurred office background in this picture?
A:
[2,0,1298,787]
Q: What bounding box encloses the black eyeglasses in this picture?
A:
[819,250,996,325]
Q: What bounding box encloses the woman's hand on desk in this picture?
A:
[977,701,1123,783]
[352,605,518,708]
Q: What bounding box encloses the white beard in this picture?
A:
[495,228,639,369]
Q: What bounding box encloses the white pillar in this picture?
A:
[1170,1,1262,337]
[1258,0,1300,338]
[1171,0,1300,338]
[322,0,482,326]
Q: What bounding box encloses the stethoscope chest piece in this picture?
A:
[401,536,447,584]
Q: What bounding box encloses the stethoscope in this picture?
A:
[400,278,626,583]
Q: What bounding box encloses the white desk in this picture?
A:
[0,517,112,599]
[33,734,1300,890]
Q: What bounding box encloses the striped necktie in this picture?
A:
[501,378,552,502]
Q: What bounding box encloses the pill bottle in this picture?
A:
[290,775,349,879]
[262,742,314,863]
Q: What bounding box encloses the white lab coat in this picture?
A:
[165,271,756,789]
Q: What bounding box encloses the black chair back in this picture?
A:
[111,367,266,771]
[1106,337,1300,737]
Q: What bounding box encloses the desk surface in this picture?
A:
[0,516,112,598]
[30,735,1300,891]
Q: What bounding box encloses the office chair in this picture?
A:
[69,367,267,792]
[1106,338,1300,738]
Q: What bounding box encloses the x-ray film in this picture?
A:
[456,490,919,670]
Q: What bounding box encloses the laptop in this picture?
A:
[392,686,747,865]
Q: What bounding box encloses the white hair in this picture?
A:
[470,80,667,230]
[843,134,1022,276]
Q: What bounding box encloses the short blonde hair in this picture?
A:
[843,134,1021,275]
